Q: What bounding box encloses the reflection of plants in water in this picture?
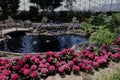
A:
[0,35,86,53]
[3,38,9,51]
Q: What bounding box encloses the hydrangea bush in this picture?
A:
[0,38,120,80]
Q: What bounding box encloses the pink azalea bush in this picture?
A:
[0,38,120,79]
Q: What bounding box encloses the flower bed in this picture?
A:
[0,38,120,80]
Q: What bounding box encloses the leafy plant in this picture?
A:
[81,22,93,33]
[106,13,120,33]
[72,16,77,23]
[90,27,117,45]
[87,14,108,26]
[41,16,48,23]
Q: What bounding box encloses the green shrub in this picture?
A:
[87,13,120,34]
[87,14,108,26]
[41,16,48,23]
[81,22,93,33]
[106,13,120,33]
[90,27,117,45]
[72,16,77,23]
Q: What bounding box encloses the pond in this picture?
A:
[0,34,86,53]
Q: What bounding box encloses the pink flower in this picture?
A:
[79,63,87,70]
[45,63,50,68]
[12,57,20,61]
[90,45,94,49]
[13,65,20,70]
[22,58,27,63]
[41,68,47,74]
[34,54,41,58]
[95,56,100,61]
[87,65,93,71]
[97,57,107,64]
[2,69,11,76]
[39,63,45,68]
[41,59,47,64]
[82,59,89,64]
[93,62,99,67]
[24,54,32,59]
[55,61,61,67]
[31,56,36,61]
[0,66,7,70]
[64,64,69,70]
[88,54,94,59]
[6,64,12,68]
[58,66,64,73]
[20,68,25,72]
[11,73,19,80]
[104,55,109,60]
[68,48,74,53]
[61,49,67,55]
[108,52,113,56]
[45,52,51,57]
[49,66,55,72]
[0,74,6,80]
[82,50,87,53]
[31,65,37,71]
[72,65,80,71]
[47,57,53,62]
[101,44,106,49]
[0,60,6,66]
[30,70,38,78]
[102,50,107,55]
[17,61,23,65]
[34,58,40,64]
[23,69,30,76]
[73,53,78,57]
[86,46,92,51]
[97,60,102,64]
[45,51,54,57]
[73,58,79,63]
[111,53,120,58]
[101,58,107,63]
[54,53,60,58]
[68,61,74,66]
[78,52,84,57]
[24,64,30,69]
[61,61,66,65]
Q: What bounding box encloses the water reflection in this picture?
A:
[0,35,86,53]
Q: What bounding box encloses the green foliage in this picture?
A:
[72,16,77,23]
[87,13,120,34]
[0,0,20,16]
[41,16,48,23]
[87,14,108,26]
[29,0,63,11]
[81,22,93,33]
[29,6,39,16]
[90,27,117,45]
[105,13,120,33]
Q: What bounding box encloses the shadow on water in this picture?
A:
[0,33,86,53]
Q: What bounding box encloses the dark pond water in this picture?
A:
[0,34,86,53]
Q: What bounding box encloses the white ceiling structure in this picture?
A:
[19,0,120,12]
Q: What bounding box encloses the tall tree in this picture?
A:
[29,0,63,11]
[0,0,20,16]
